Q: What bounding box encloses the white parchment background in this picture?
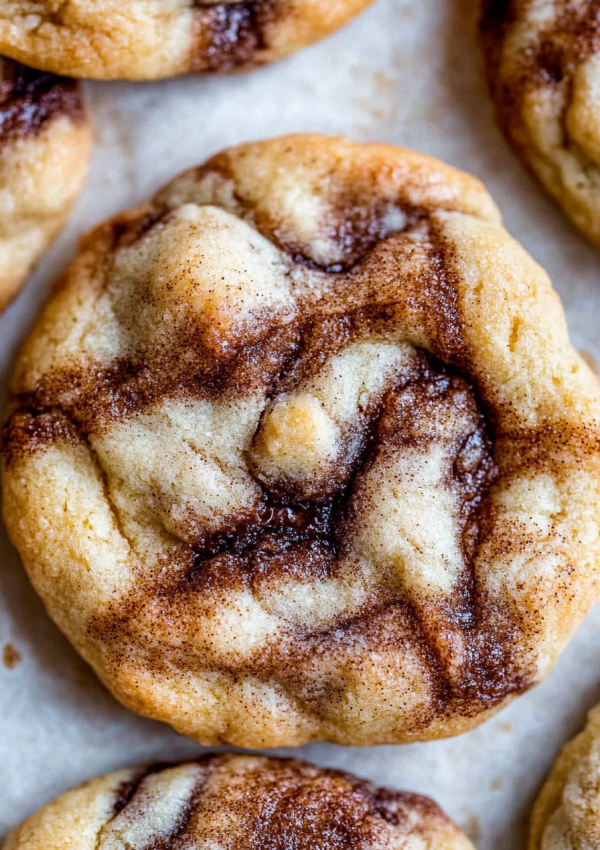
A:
[2,1,600,848]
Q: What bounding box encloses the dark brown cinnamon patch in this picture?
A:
[113,766,157,816]
[191,2,278,73]
[0,60,84,143]
[1,406,80,466]
[537,1,600,81]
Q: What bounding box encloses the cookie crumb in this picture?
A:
[463,815,481,841]
[372,71,395,91]
[3,643,22,669]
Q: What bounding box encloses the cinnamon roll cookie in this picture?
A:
[530,704,600,850]
[3,755,476,850]
[0,1,375,80]
[0,59,90,312]
[3,134,600,748]
[481,0,600,248]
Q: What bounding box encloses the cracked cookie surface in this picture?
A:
[3,755,476,850]
[2,134,600,748]
[481,0,600,248]
[0,1,375,80]
[530,703,600,850]
[0,58,90,312]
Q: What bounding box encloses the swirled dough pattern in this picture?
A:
[530,704,600,850]
[0,58,90,312]
[3,755,476,850]
[481,0,600,248]
[2,135,600,748]
[0,1,375,80]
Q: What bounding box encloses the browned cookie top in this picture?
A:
[0,1,375,80]
[530,703,600,850]
[0,58,90,312]
[3,755,476,850]
[481,0,600,247]
[3,135,599,749]
[0,58,83,139]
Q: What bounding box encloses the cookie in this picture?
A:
[3,134,600,749]
[480,0,600,248]
[530,704,600,850]
[3,755,476,850]
[0,1,375,80]
[0,59,90,313]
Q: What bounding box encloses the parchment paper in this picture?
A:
[2,2,600,847]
